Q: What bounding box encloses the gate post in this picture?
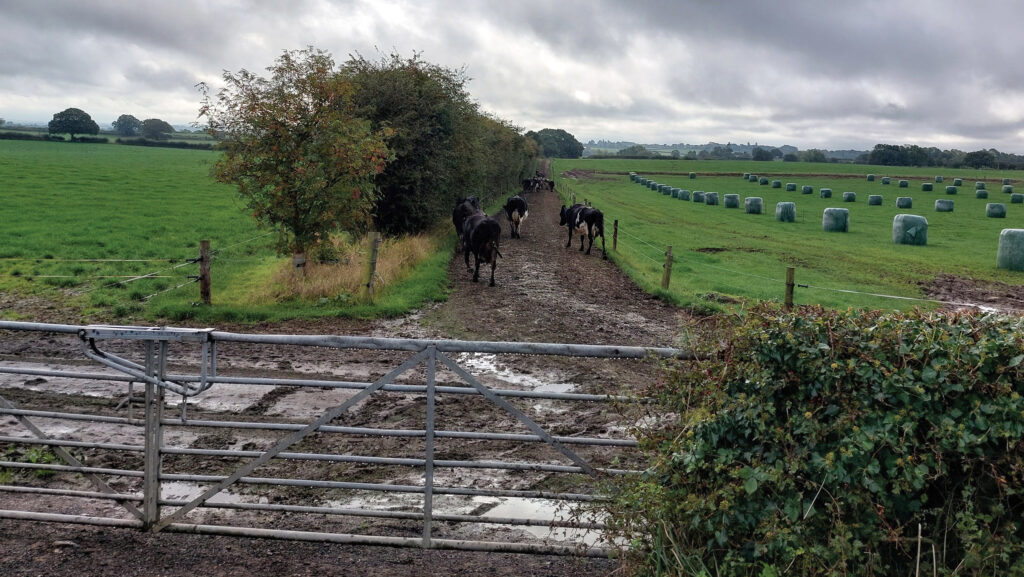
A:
[422,345,437,547]
[142,340,166,530]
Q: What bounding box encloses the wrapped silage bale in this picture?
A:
[705,192,720,205]
[822,208,850,232]
[776,202,796,222]
[724,193,740,208]
[893,214,928,245]
[843,192,856,202]
[922,182,933,191]
[868,195,883,205]
[897,197,913,208]
[745,197,763,214]
[692,191,705,202]
[987,203,1007,218]
[997,229,1024,271]
[945,186,958,194]
[786,183,797,191]
[820,188,832,198]
[801,185,813,194]
[935,199,954,212]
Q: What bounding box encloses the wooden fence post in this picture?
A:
[613,220,618,252]
[199,240,211,305]
[785,267,795,311]
[661,245,673,289]
[365,231,382,301]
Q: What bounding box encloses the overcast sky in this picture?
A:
[3,0,1024,152]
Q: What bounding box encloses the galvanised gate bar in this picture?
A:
[0,321,686,556]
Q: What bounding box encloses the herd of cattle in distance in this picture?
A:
[451,176,607,286]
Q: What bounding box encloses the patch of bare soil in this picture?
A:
[0,185,689,576]
[919,274,1024,314]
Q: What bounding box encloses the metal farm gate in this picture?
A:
[0,321,684,556]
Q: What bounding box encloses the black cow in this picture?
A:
[452,196,481,253]
[502,195,529,239]
[559,204,606,259]
[462,212,503,286]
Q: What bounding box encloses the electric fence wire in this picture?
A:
[141,277,200,302]
[616,223,1002,310]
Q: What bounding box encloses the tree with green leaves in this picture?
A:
[140,118,175,140]
[617,144,654,157]
[963,149,995,168]
[526,128,584,158]
[112,114,141,136]
[48,107,100,139]
[198,47,393,261]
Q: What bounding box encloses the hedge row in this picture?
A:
[612,306,1024,576]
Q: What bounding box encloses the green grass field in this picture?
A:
[0,140,450,322]
[553,158,1024,312]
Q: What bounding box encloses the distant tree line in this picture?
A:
[526,128,584,159]
[860,143,1023,169]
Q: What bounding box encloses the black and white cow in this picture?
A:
[452,196,482,253]
[502,195,529,239]
[559,204,606,259]
[462,212,503,286]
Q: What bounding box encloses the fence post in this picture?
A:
[785,267,795,311]
[199,240,211,305]
[365,231,382,301]
[662,245,673,289]
[613,220,618,251]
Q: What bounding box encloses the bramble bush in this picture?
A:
[610,305,1024,576]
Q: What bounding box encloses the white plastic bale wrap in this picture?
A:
[997,229,1024,271]
[892,214,928,245]
[775,202,796,222]
[822,207,849,232]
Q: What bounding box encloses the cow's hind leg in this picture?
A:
[579,234,586,252]
[472,254,481,283]
[489,260,496,287]
[565,229,572,248]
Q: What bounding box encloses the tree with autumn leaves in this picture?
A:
[198,48,393,262]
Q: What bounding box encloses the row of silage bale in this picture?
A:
[631,171,1024,270]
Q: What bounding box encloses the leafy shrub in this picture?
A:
[610,306,1024,577]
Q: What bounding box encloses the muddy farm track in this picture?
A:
[0,185,687,577]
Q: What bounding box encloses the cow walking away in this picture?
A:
[502,195,529,239]
[452,196,481,253]
[559,203,607,259]
[462,212,503,286]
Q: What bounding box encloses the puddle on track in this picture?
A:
[454,353,576,393]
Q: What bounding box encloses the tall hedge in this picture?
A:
[610,306,1024,577]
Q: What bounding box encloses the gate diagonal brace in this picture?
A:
[151,348,432,533]
[437,351,597,477]
[0,394,145,521]
[79,326,216,398]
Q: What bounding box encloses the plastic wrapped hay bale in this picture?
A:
[771,180,782,188]
[1003,185,1014,193]
[759,177,770,185]
[724,193,740,208]
[742,173,750,180]
[776,202,796,222]
[1003,178,1012,185]
[922,182,933,191]
[745,197,763,214]
[670,188,680,198]
[935,199,954,212]
[945,185,958,194]
[820,188,832,198]
[868,195,883,206]
[882,177,891,185]
[898,180,909,188]
[705,192,720,205]
[987,203,1007,218]
[843,191,856,202]
[801,185,813,194]
[897,197,913,209]
[822,208,849,232]
[689,172,696,179]
[692,191,705,202]
[936,176,944,183]
[977,190,989,199]
[953,178,963,186]
[997,229,1024,271]
[786,182,797,191]
[892,214,928,245]
[867,174,875,182]
[1012,193,1023,204]
[976,181,986,190]
[749,174,759,182]
[678,189,691,201]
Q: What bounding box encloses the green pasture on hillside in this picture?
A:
[553,158,1024,312]
[0,140,450,322]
